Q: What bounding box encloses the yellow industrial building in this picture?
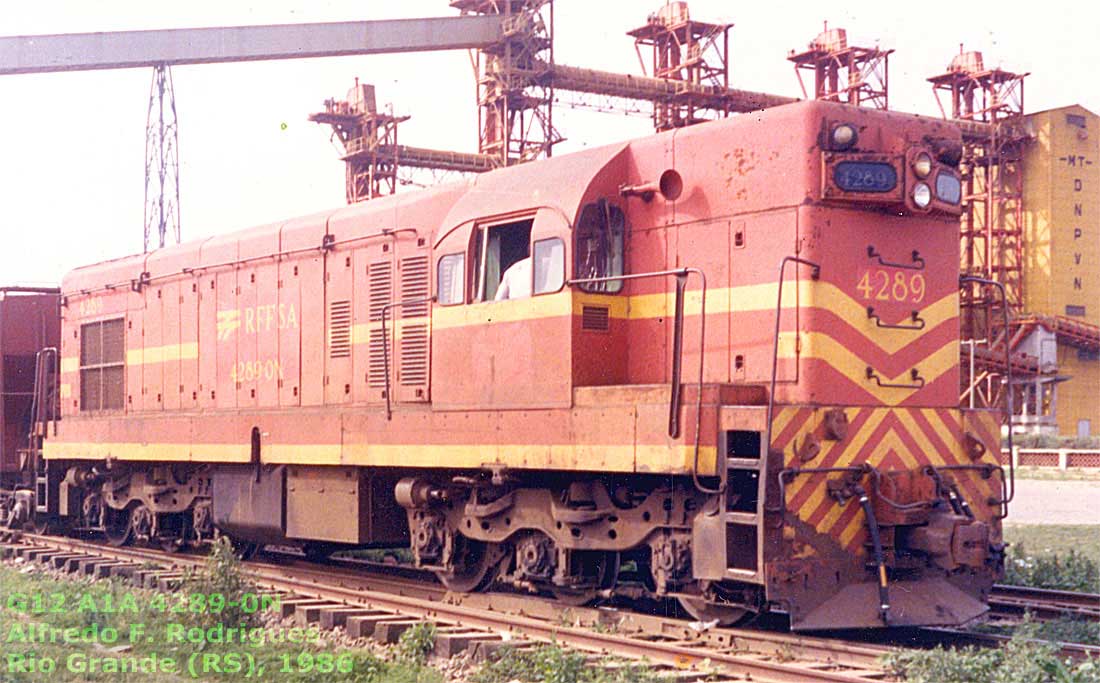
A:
[1022,104,1100,438]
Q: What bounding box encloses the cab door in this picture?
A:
[431,209,571,410]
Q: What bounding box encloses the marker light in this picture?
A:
[912,152,933,179]
[935,172,962,205]
[913,183,932,208]
[831,124,857,150]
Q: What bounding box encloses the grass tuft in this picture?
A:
[884,625,1100,683]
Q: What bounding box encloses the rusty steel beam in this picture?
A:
[0,16,504,75]
[385,145,496,173]
[549,62,797,113]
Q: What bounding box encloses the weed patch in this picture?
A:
[884,626,1100,683]
[472,643,663,683]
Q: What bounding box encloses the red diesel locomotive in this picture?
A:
[4,99,1010,630]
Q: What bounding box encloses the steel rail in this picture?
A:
[920,628,1100,663]
[217,572,890,683]
[989,584,1100,620]
[7,533,891,682]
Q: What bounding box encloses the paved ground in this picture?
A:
[1003,478,1100,525]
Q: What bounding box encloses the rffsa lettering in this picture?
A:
[243,303,298,334]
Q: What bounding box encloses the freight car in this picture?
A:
[10,99,1011,630]
[0,287,59,526]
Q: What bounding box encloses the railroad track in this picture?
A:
[0,531,894,683]
[989,584,1100,622]
[4,531,1097,680]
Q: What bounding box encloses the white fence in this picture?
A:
[1000,448,1100,469]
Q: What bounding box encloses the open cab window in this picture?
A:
[575,200,625,293]
[473,217,534,302]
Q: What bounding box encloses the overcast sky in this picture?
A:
[1,0,1097,286]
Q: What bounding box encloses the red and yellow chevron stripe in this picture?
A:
[773,406,1003,553]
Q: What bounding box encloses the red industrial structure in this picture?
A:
[929,49,1030,411]
[788,24,892,110]
[627,1,732,130]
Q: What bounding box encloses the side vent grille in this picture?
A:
[368,261,394,387]
[368,261,393,321]
[581,305,610,332]
[328,300,352,358]
[400,324,429,385]
[400,256,430,318]
[368,329,390,387]
[398,255,430,390]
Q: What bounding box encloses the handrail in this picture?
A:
[764,256,820,513]
[959,275,1014,509]
[566,267,715,493]
[867,245,925,271]
[26,347,58,484]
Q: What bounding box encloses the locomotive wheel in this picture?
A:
[302,542,336,562]
[231,539,262,561]
[434,537,503,593]
[157,513,191,553]
[677,580,755,626]
[550,551,620,606]
[32,515,53,535]
[103,507,133,547]
[677,596,750,625]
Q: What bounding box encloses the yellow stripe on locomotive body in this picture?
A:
[43,438,718,476]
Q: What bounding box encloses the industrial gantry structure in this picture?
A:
[311,0,788,202]
[787,24,892,110]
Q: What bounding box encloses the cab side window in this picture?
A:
[474,218,533,301]
[532,238,564,295]
[437,253,465,305]
[575,200,625,293]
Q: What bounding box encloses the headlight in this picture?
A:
[831,123,857,150]
[935,172,962,205]
[913,182,932,208]
[912,152,933,179]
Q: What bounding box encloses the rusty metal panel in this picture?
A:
[299,251,326,407]
[277,255,302,408]
[197,271,217,410]
[691,510,727,580]
[286,466,368,543]
[255,261,280,408]
[215,270,238,410]
[142,286,163,411]
[180,277,199,410]
[325,246,354,406]
[235,266,258,410]
[162,280,182,412]
[211,464,287,545]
